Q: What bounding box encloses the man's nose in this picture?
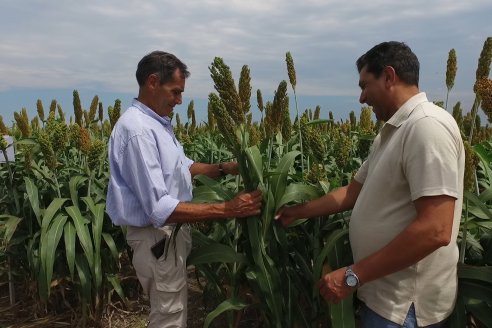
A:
[359,91,366,104]
[176,94,182,105]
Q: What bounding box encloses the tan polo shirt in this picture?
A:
[350,93,465,326]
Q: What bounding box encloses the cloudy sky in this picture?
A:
[1,0,491,124]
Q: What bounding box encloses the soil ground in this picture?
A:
[0,268,211,328]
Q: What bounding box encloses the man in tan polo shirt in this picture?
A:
[275,41,464,327]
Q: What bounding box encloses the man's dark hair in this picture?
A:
[356,41,420,87]
[136,51,190,87]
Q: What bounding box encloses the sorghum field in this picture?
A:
[1,37,492,328]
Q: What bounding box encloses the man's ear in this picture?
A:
[147,73,159,90]
[383,66,397,86]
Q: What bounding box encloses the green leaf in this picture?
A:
[27,231,41,278]
[0,215,22,248]
[81,196,96,214]
[245,218,283,324]
[193,185,227,203]
[107,274,128,306]
[468,206,491,220]
[38,260,49,301]
[192,264,223,297]
[94,252,102,293]
[463,191,492,220]
[313,229,349,297]
[459,280,492,303]
[277,183,322,211]
[24,176,41,226]
[75,254,92,302]
[261,188,276,240]
[64,221,76,280]
[69,176,88,208]
[475,221,492,230]
[474,143,492,181]
[41,198,69,234]
[245,145,264,186]
[82,197,104,252]
[271,151,300,209]
[190,229,214,247]
[458,264,492,284]
[203,298,249,328]
[329,294,355,328]
[43,214,67,296]
[66,206,94,274]
[102,233,119,264]
[291,248,314,285]
[478,186,492,202]
[193,175,234,201]
[467,301,492,327]
[188,242,247,266]
[30,160,56,186]
[319,180,331,194]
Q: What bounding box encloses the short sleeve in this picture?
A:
[354,159,369,184]
[402,117,460,201]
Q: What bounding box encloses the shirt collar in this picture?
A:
[132,98,172,126]
[385,92,428,128]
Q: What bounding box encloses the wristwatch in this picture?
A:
[344,266,360,288]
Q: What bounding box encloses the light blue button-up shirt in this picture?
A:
[106,99,194,228]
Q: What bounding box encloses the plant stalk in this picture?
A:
[293,91,304,174]
[8,255,15,305]
[459,199,469,264]
[2,148,20,214]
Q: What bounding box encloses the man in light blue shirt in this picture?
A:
[106,51,262,327]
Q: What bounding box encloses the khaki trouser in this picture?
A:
[126,224,192,328]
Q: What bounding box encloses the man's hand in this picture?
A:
[274,181,363,227]
[274,206,299,226]
[226,190,262,218]
[319,266,355,304]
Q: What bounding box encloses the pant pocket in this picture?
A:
[150,284,188,318]
[154,227,188,292]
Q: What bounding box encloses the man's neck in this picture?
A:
[136,93,156,114]
[390,86,420,115]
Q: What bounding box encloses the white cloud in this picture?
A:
[0,0,491,117]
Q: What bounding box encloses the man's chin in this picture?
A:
[371,107,382,120]
[162,107,174,117]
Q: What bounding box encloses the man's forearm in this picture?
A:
[294,180,363,218]
[165,189,263,224]
[166,202,229,224]
[189,162,221,178]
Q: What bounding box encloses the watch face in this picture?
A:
[346,275,358,287]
